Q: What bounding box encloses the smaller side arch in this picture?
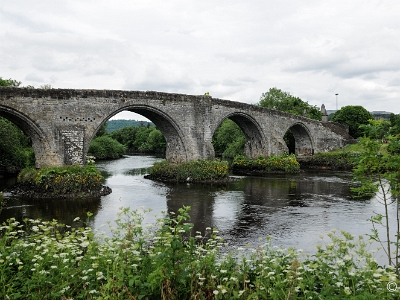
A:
[284,122,314,156]
[212,112,268,159]
[0,106,55,168]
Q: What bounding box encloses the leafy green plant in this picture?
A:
[0,207,398,299]
[88,136,126,160]
[351,137,400,275]
[232,153,300,174]
[150,159,229,182]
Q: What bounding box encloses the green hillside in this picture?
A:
[106,119,154,133]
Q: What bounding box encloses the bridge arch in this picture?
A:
[94,105,189,163]
[283,122,314,156]
[0,105,52,168]
[213,112,267,158]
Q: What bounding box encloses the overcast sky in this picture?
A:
[1,0,400,120]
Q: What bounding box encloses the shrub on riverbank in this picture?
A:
[16,164,110,198]
[232,154,300,174]
[148,159,229,182]
[88,136,126,160]
[298,151,360,170]
[0,206,398,299]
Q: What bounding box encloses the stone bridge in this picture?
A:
[0,88,354,168]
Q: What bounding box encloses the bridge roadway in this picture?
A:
[0,87,353,168]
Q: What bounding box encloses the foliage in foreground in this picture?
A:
[351,137,400,274]
[149,159,229,182]
[17,164,104,196]
[232,154,300,173]
[0,206,398,299]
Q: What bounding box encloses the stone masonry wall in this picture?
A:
[0,87,354,167]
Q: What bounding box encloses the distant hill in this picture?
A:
[106,119,154,133]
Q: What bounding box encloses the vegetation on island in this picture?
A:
[16,161,110,198]
[0,206,398,299]
[232,154,300,174]
[147,159,229,182]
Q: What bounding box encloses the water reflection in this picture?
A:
[1,156,398,265]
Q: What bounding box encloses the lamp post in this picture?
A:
[335,93,339,110]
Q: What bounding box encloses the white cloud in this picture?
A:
[0,0,399,114]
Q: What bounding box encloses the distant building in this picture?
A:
[371,111,392,120]
[325,109,393,121]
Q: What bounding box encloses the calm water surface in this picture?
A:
[1,155,398,264]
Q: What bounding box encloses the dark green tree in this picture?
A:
[258,87,322,120]
[212,119,246,158]
[0,118,35,173]
[331,105,373,138]
[0,77,21,87]
[389,113,400,135]
[359,119,391,140]
[88,136,126,159]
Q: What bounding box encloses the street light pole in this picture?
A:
[335,93,339,110]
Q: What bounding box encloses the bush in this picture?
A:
[387,136,400,155]
[88,136,126,159]
[149,159,229,182]
[306,151,360,170]
[0,207,398,299]
[17,164,105,196]
[232,154,300,173]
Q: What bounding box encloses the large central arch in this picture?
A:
[94,105,189,163]
[213,112,267,158]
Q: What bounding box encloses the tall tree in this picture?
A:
[258,87,322,120]
[331,105,373,138]
[0,77,21,87]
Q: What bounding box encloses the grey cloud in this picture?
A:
[25,73,45,83]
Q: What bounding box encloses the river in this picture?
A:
[1,155,398,265]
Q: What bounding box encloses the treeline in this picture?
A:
[88,123,166,159]
[106,119,154,133]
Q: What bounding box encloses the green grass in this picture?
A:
[0,206,398,299]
